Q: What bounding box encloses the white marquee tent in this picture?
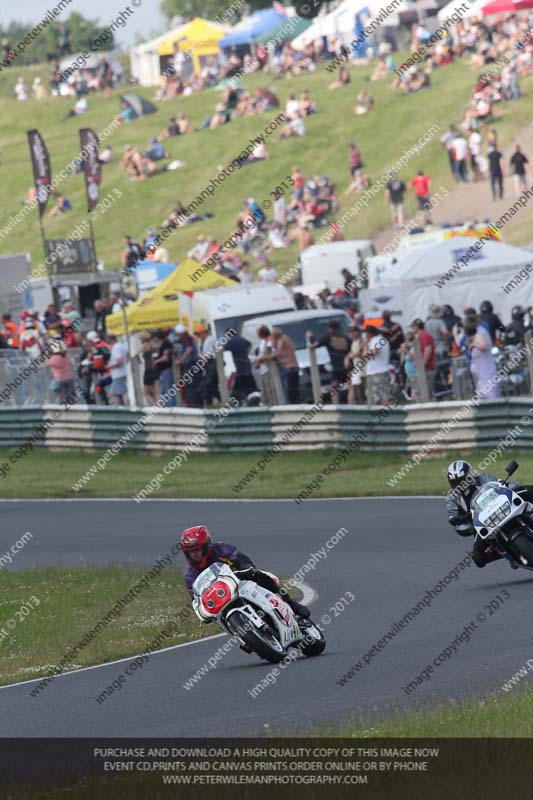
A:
[361,236,533,323]
[292,0,412,49]
[437,0,488,21]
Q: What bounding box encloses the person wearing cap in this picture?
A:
[344,323,365,405]
[410,319,436,400]
[363,325,391,405]
[425,305,449,359]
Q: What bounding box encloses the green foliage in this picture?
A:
[0,12,115,67]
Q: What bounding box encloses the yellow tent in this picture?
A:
[157,18,226,75]
[106,259,235,335]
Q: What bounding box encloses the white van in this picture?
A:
[179,283,295,339]
[241,308,351,401]
[296,240,375,297]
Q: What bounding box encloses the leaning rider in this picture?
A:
[446,459,533,568]
[179,525,310,619]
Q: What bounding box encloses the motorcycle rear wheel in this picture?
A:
[229,610,285,664]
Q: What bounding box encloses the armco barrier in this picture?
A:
[338,405,407,451]
[403,401,477,453]
[1,401,533,455]
[475,398,533,450]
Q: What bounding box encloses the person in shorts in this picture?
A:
[108,333,129,406]
[385,171,406,227]
[363,325,391,405]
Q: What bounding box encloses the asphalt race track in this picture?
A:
[1,498,531,737]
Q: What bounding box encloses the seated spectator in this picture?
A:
[188,235,210,262]
[21,186,37,205]
[354,89,374,115]
[159,117,180,140]
[62,94,87,119]
[48,192,72,216]
[116,100,135,124]
[264,222,286,252]
[32,77,48,100]
[144,137,169,162]
[238,263,254,285]
[299,88,316,116]
[327,65,350,91]
[177,111,192,133]
[242,139,269,165]
[285,93,300,118]
[98,145,114,164]
[258,259,277,282]
[120,145,157,180]
[15,77,28,101]
[278,112,306,140]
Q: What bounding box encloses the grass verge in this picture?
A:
[1,447,533,499]
[317,686,533,737]
[0,565,208,687]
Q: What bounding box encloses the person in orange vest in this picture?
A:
[1,314,19,348]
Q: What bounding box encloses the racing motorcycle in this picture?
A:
[192,561,326,663]
[464,460,533,568]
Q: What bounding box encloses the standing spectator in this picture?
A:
[93,300,108,339]
[272,189,287,228]
[399,332,419,402]
[344,323,365,405]
[510,145,529,194]
[1,314,19,347]
[466,323,500,399]
[137,331,159,405]
[488,146,504,200]
[107,334,129,406]
[223,330,258,403]
[44,304,61,330]
[291,166,305,202]
[363,325,391,405]
[410,170,432,222]
[307,320,351,405]
[121,235,145,272]
[468,127,483,181]
[379,309,404,362]
[238,263,254,285]
[197,325,220,407]
[174,324,201,407]
[46,340,75,404]
[271,326,299,404]
[152,330,176,407]
[19,318,44,360]
[349,142,362,179]
[442,304,461,336]
[479,300,504,343]
[341,268,357,300]
[96,55,113,97]
[451,133,468,182]
[440,124,457,178]
[425,305,449,359]
[57,22,71,55]
[410,319,436,400]
[258,261,277,282]
[384,171,406,227]
[86,331,112,405]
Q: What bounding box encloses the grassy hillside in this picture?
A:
[1,57,532,277]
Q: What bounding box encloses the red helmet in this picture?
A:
[180,525,214,569]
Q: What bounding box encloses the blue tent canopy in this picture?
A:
[219,8,287,48]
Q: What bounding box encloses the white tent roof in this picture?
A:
[438,0,487,21]
[292,0,412,49]
[363,236,533,322]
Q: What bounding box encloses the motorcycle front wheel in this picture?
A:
[298,620,326,657]
[510,531,533,566]
[228,610,285,664]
